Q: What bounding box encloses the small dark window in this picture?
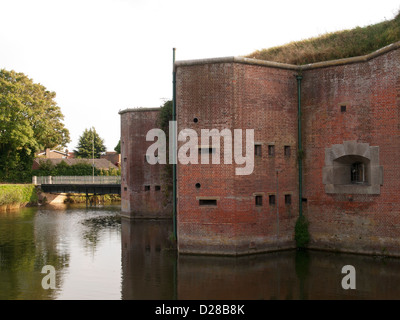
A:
[193,117,198,123]
[269,195,276,205]
[144,185,150,191]
[255,144,262,157]
[195,183,201,189]
[155,186,161,191]
[351,162,365,184]
[268,145,275,156]
[199,147,215,154]
[255,195,263,206]
[285,194,291,205]
[199,199,217,206]
[124,157,127,162]
[284,146,291,157]
[341,105,346,112]
[124,187,127,191]
[302,198,308,203]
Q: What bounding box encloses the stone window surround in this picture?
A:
[322,141,383,195]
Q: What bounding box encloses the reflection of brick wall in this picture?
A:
[176,60,298,255]
[119,108,172,218]
[302,47,400,256]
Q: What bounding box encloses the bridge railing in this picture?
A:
[32,176,121,185]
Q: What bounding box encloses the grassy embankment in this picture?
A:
[0,184,38,210]
[246,11,400,65]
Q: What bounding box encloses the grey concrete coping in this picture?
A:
[119,107,161,115]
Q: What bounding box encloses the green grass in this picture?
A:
[246,11,400,65]
[0,184,38,206]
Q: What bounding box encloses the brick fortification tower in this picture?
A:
[119,108,172,219]
[175,58,299,255]
[121,41,400,257]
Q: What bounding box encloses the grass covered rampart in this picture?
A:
[246,11,400,65]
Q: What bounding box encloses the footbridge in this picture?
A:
[33,176,121,195]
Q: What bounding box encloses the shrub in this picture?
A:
[295,215,310,249]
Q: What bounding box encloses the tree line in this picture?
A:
[0,68,119,182]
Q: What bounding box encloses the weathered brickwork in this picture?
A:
[302,47,400,256]
[119,108,172,219]
[176,61,298,255]
[121,42,400,256]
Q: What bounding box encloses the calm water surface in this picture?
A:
[1,204,400,300]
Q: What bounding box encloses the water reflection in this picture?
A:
[2,206,400,299]
[121,218,400,300]
[0,204,121,300]
[121,218,176,300]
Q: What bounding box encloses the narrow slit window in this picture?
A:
[285,194,291,205]
[269,195,276,205]
[341,105,346,112]
[255,195,263,206]
[284,146,291,157]
[255,144,262,157]
[268,145,275,156]
[144,185,150,191]
[199,199,217,206]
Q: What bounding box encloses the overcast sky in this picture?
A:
[0,0,399,151]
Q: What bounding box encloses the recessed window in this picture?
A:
[144,185,150,191]
[199,199,217,206]
[284,146,291,157]
[195,183,201,189]
[255,195,263,206]
[341,105,346,112]
[269,195,276,205]
[285,194,291,205]
[124,187,127,191]
[193,117,198,123]
[351,162,365,184]
[155,185,161,191]
[255,144,262,157]
[268,145,275,156]
[124,157,127,162]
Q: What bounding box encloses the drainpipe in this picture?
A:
[296,74,303,218]
[172,48,177,240]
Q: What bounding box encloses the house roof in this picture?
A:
[33,158,118,170]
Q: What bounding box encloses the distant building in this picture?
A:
[35,148,68,159]
[101,152,121,167]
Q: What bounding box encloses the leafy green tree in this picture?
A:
[114,140,121,154]
[74,127,106,159]
[0,69,70,182]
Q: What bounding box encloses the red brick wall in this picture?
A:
[302,48,400,255]
[176,61,298,255]
[120,109,172,218]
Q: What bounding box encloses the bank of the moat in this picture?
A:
[0,184,120,211]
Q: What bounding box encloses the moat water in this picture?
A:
[1,204,400,300]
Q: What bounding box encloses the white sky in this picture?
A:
[0,0,399,151]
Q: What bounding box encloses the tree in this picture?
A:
[74,127,106,159]
[0,69,70,182]
[114,140,120,154]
